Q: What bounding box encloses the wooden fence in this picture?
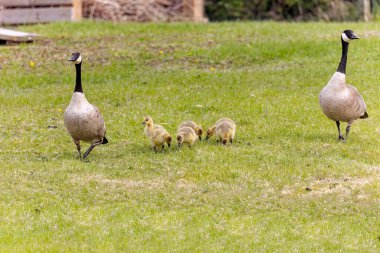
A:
[0,0,82,25]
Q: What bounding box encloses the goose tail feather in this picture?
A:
[360,111,368,119]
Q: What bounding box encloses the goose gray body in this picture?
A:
[319,72,367,122]
[64,92,106,143]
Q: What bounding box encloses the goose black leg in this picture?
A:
[345,123,352,141]
[74,140,82,159]
[83,140,102,159]
[336,121,344,140]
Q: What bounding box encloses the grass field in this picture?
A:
[0,21,379,252]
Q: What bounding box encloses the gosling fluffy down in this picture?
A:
[142,116,171,151]
[179,120,203,140]
[142,116,164,137]
[177,126,198,148]
[206,118,236,145]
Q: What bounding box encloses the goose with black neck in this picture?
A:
[319,30,368,141]
[64,52,108,159]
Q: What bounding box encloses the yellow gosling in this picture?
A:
[177,126,198,148]
[179,120,203,140]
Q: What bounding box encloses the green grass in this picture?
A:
[0,21,380,252]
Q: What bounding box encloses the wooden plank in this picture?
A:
[0,7,72,25]
[0,28,37,42]
[0,0,72,7]
[72,0,82,21]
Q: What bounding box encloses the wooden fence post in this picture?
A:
[73,0,82,21]
[360,0,371,21]
[193,0,205,22]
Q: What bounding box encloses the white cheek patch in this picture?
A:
[341,33,350,42]
[75,55,82,64]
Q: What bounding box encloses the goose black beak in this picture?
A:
[205,136,209,140]
[351,33,360,39]
[141,122,146,125]
[68,57,75,62]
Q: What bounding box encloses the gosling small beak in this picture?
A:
[205,136,209,140]
[142,121,146,125]
[167,143,171,148]
[198,136,202,141]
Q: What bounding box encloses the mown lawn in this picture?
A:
[0,21,379,252]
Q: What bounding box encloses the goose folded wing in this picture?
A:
[92,105,106,134]
[346,84,367,117]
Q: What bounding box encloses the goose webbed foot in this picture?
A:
[338,135,345,141]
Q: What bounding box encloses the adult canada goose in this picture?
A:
[64,52,108,159]
[206,118,236,145]
[319,30,368,141]
[179,120,203,140]
[177,126,198,148]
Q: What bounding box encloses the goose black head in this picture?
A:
[68,52,82,64]
[342,30,359,43]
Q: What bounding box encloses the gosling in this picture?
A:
[142,116,164,137]
[206,118,236,145]
[177,126,198,148]
[179,120,203,140]
[142,116,171,151]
